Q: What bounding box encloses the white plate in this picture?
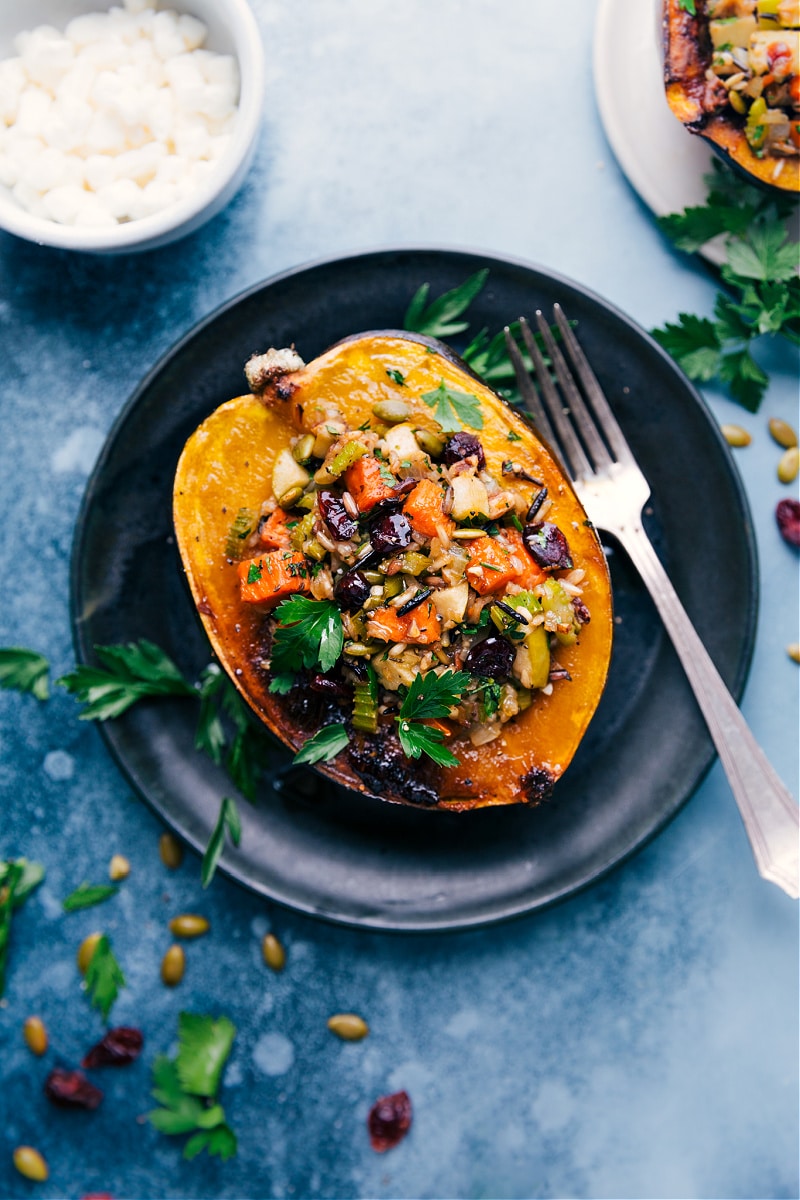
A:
[593,0,725,266]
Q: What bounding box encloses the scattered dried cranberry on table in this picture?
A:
[368,1089,413,1152]
[81,1026,143,1068]
[44,1068,103,1110]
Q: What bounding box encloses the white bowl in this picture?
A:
[0,0,265,252]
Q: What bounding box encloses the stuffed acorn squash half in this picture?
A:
[173,331,613,811]
[663,0,800,194]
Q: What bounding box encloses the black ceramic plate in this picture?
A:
[70,248,757,931]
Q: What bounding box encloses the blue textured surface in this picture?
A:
[1,1,798,1198]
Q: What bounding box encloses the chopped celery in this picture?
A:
[224,507,258,559]
[329,440,368,477]
[352,665,379,733]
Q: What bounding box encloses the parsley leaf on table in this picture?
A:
[84,934,125,1022]
[57,639,195,719]
[652,160,800,412]
[292,722,350,765]
[420,380,484,432]
[0,648,50,700]
[201,797,241,889]
[404,268,489,338]
[148,1012,238,1161]
[62,882,119,912]
[0,859,45,998]
[270,596,344,680]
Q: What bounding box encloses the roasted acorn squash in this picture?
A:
[663,0,800,194]
[173,331,613,811]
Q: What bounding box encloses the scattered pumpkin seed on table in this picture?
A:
[159,832,183,869]
[777,446,799,484]
[108,853,130,881]
[262,932,286,971]
[168,914,209,938]
[327,1013,369,1041]
[721,423,751,448]
[160,944,185,987]
[22,1016,48,1056]
[77,931,103,975]
[13,1146,48,1182]
[787,644,800,664]
[768,417,797,449]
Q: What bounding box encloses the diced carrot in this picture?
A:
[464,536,519,595]
[237,550,311,607]
[503,528,547,591]
[420,717,452,737]
[344,455,396,512]
[366,600,441,645]
[402,479,455,540]
[259,507,291,550]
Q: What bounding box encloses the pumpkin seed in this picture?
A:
[109,854,130,881]
[262,932,286,971]
[414,429,445,457]
[13,1146,48,1183]
[77,931,103,975]
[372,399,412,424]
[23,1016,48,1056]
[327,1012,369,1041]
[721,423,751,447]
[768,417,797,449]
[728,88,747,114]
[787,643,800,664]
[276,483,305,509]
[168,914,210,938]
[161,944,185,987]
[159,832,183,870]
[777,446,799,484]
[292,434,316,463]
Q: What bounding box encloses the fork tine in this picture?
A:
[533,312,614,474]
[520,316,592,481]
[502,325,559,450]
[552,304,634,467]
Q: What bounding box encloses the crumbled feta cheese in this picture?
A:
[0,1,240,227]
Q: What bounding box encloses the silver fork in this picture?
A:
[504,305,799,900]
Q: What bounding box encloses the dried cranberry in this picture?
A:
[463,634,515,678]
[309,673,351,697]
[81,1027,143,1069]
[442,432,485,469]
[523,521,573,570]
[44,1069,103,1110]
[572,597,591,626]
[318,489,358,542]
[367,1089,412,1152]
[370,511,413,555]
[776,498,800,548]
[334,568,372,611]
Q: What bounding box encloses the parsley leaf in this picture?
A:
[293,722,350,765]
[0,859,45,998]
[398,669,472,721]
[84,934,125,1022]
[201,797,241,889]
[404,268,488,338]
[397,719,460,768]
[678,0,696,12]
[386,368,406,386]
[420,380,484,432]
[271,597,344,677]
[147,1013,238,1163]
[57,640,195,720]
[0,647,50,700]
[176,1012,237,1097]
[63,882,119,912]
[653,159,800,412]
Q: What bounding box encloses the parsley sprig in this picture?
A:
[201,797,241,889]
[57,640,195,719]
[0,858,44,998]
[63,882,119,912]
[148,1012,237,1162]
[421,380,484,432]
[652,160,800,412]
[404,269,490,338]
[84,934,125,1022]
[0,648,50,700]
[293,722,350,765]
[396,669,472,768]
[269,596,344,691]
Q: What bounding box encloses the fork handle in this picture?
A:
[616,526,799,899]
